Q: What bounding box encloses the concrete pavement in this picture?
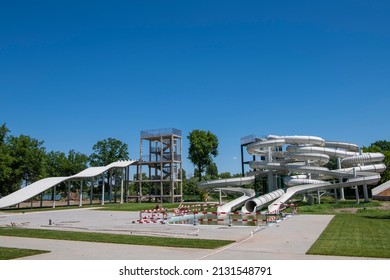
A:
[0,208,372,260]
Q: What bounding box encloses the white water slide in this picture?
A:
[198,176,256,212]
[244,135,386,213]
[0,160,137,209]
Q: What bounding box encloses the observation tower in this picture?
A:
[135,128,183,203]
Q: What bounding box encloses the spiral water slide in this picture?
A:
[198,176,256,212]
[245,135,386,213]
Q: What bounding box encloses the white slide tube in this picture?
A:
[243,189,285,213]
[284,177,328,187]
[197,176,256,213]
[198,176,255,188]
[286,146,358,158]
[217,188,256,213]
[324,141,360,152]
[341,153,385,167]
[268,174,381,213]
[243,135,387,213]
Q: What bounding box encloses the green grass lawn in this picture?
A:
[0,227,233,250]
[0,246,49,260]
[307,209,390,258]
[98,202,181,212]
[296,199,382,214]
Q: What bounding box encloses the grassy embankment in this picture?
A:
[297,199,390,258]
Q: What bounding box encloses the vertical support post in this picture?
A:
[90,178,93,205]
[109,170,113,203]
[338,158,345,200]
[79,181,83,207]
[160,136,164,203]
[267,172,274,193]
[52,184,56,208]
[101,173,105,206]
[114,173,117,203]
[40,192,43,207]
[267,148,274,192]
[139,136,143,203]
[363,184,369,203]
[67,182,71,207]
[353,168,360,204]
[171,134,174,203]
[241,144,245,176]
[355,187,360,204]
[120,168,124,204]
[180,135,183,203]
[125,166,130,203]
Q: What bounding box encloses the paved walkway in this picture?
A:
[0,209,372,260]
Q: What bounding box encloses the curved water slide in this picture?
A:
[244,135,386,213]
[267,174,381,212]
[198,176,256,212]
[242,189,285,213]
[0,160,137,209]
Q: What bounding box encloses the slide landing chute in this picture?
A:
[198,176,256,213]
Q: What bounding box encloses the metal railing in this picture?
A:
[141,154,182,162]
[141,128,182,138]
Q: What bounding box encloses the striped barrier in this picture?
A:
[198,218,261,222]
[136,219,166,224]
[191,211,264,215]
[135,208,289,225]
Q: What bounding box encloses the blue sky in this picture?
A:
[1,0,389,175]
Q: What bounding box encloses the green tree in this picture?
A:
[219,172,232,179]
[89,138,129,166]
[0,123,9,143]
[0,124,12,196]
[370,140,390,151]
[363,141,390,184]
[205,162,218,179]
[46,150,88,177]
[7,134,46,193]
[187,130,219,181]
[89,138,129,201]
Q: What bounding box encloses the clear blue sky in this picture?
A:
[1,0,389,175]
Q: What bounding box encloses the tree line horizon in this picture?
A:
[1,123,389,198]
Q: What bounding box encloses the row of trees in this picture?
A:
[2,121,388,199]
[0,124,229,200]
[0,123,128,196]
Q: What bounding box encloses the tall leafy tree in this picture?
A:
[205,162,219,179]
[0,124,12,196]
[363,141,390,184]
[187,129,219,181]
[7,134,46,193]
[46,150,88,177]
[89,138,129,166]
[67,149,89,175]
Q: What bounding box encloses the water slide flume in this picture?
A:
[199,134,387,215]
[198,176,256,213]
[246,135,385,213]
